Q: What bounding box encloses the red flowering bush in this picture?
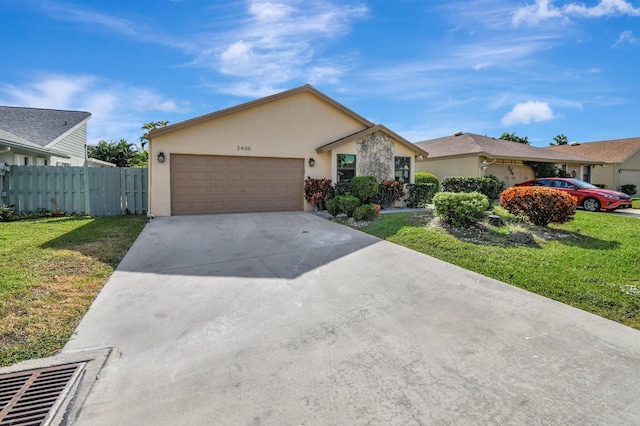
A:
[375,180,405,208]
[304,177,333,210]
[500,186,576,226]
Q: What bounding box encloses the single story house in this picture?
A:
[147,85,429,216]
[413,132,602,187]
[546,137,640,191]
[0,106,92,167]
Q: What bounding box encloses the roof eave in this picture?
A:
[0,139,71,158]
[149,84,374,139]
[315,124,429,158]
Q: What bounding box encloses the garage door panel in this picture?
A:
[171,154,304,215]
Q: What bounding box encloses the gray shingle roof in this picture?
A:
[0,106,91,148]
[414,133,602,163]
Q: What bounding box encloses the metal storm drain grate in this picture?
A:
[0,362,85,426]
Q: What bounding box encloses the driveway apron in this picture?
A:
[64,212,640,425]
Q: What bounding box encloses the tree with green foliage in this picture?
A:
[87,139,147,168]
[140,121,170,149]
[499,132,530,145]
[550,134,568,146]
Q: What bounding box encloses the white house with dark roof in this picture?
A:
[0,106,92,166]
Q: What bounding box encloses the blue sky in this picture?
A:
[1,0,639,147]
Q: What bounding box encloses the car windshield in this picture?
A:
[568,179,599,189]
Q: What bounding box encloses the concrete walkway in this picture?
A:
[63,212,640,425]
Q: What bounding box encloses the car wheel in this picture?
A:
[582,198,601,212]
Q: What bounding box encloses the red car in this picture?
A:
[515,178,633,212]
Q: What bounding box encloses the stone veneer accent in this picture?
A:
[356,131,395,181]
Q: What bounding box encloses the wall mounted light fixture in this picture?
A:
[157,152,166,163]
[415,155,424,161]
[308,158,315,167]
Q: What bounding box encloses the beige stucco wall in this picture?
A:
[485,162,534,187]
[619,151,640,191]
[149,91,368,216]
[415,156,480,182]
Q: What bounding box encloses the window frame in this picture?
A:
[337,154,356,183]
[394,156,411,184]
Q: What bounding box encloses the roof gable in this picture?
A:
[546,137,640,163]
[414,133,600,163]
[316,124,429,157]
[150,85,374,139]
[0,106,91,148]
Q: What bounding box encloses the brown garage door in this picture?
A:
[170,154,304,215]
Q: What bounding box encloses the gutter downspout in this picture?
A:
[146,134,154,219]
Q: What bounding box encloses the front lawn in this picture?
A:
[358,209,640,329]
[0,215,147,367]
[633,198,640,209]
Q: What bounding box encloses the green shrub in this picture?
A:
[0,206,55,222]
[326,195,361,218]
[415,172,439,192]
[353,203,378,221]
[442,175,505,201]
[374,180,405,208]
[405,183,436,208]
[620,184,637,196]
[500,186,576,227]
[594,183,608,189]
[0,204,15,222]
[334,181,351,196]
[433,192,490,227]
[304,177,333,210]
[350,176,378,204]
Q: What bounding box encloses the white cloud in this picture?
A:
[501,101,554,125]
[0,74,190,144]
[197,1,368,95]
[27,0,194,51]
[513,0,640,26]
[614,30,640,46]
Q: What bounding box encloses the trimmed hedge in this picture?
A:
[620,184,637,196]
[500,186,576,226]
[433,192,490,227]
[415,172,439,192]
[353,203,379,221]
[406,183,436,208]
[326,195,361,218]
[350,176,379,204]
[441,175,505,201]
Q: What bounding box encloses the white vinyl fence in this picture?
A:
[1,166,147,216]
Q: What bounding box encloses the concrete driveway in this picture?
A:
[63,212,640,425]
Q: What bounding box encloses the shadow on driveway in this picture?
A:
[115,212,378,279]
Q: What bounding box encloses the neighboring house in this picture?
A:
[0,106,92,167]
[86,157,117,168]
[413,132,602,187]
[147,85,428,216]
[547,137,640,191]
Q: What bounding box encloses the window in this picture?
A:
[337,154,356,182]
[395,157,410,184]
[23,156,29,165]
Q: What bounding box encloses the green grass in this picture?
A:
[0,215,147,367]
[359,209,640,329]
[633,198,640,209]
